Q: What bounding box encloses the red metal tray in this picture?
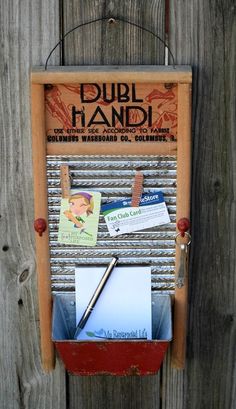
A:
[52,293,172,376]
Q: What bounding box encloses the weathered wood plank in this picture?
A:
[3,0,235,408]
[31,84,55,372]
[62,1,165,408]
[69,374,161,409]
[162,349,185,409]
[63,0,165,65]
[0,0,66,408]
[163,1,236,408]
[172,82,192,368]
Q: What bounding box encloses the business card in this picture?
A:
[102,191,170,237]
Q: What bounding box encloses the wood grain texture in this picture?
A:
[172,83,192,368]
[162,1,236,408]
[63,0,165,65]
[31,84,55,372]
[62,1,165,408]
[0,0,66,408]
[69,374,161,409]
[2,0,235,408]
[46,141,177,156]
[162,349,185,409]
[31,65,192,83]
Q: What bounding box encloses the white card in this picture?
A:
[75,266,152,340]
[101,191,170,237]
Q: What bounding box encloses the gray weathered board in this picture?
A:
[0,1,235,409]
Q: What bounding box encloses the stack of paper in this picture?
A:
[75,265,152,340]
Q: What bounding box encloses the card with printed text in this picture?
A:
[102,191,170,237]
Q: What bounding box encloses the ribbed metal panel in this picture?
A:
[47,155,177,293]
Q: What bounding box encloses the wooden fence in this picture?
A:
[0,1,235,408]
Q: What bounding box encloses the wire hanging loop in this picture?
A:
[44,16,175,70]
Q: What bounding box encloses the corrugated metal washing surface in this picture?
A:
[47,155,177,294]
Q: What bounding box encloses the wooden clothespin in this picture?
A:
[60,165,71,198]
[131,170,144,207]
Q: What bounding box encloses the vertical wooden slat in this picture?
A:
[163,1,236,408]
[31,84,55,372]
[0,0,66,408]
[172,83,192,368]
[162,349,185,409]
[62,1,165,408]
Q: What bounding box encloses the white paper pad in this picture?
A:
[75,266,152,340]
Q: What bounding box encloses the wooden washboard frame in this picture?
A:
[31,66,192,372]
